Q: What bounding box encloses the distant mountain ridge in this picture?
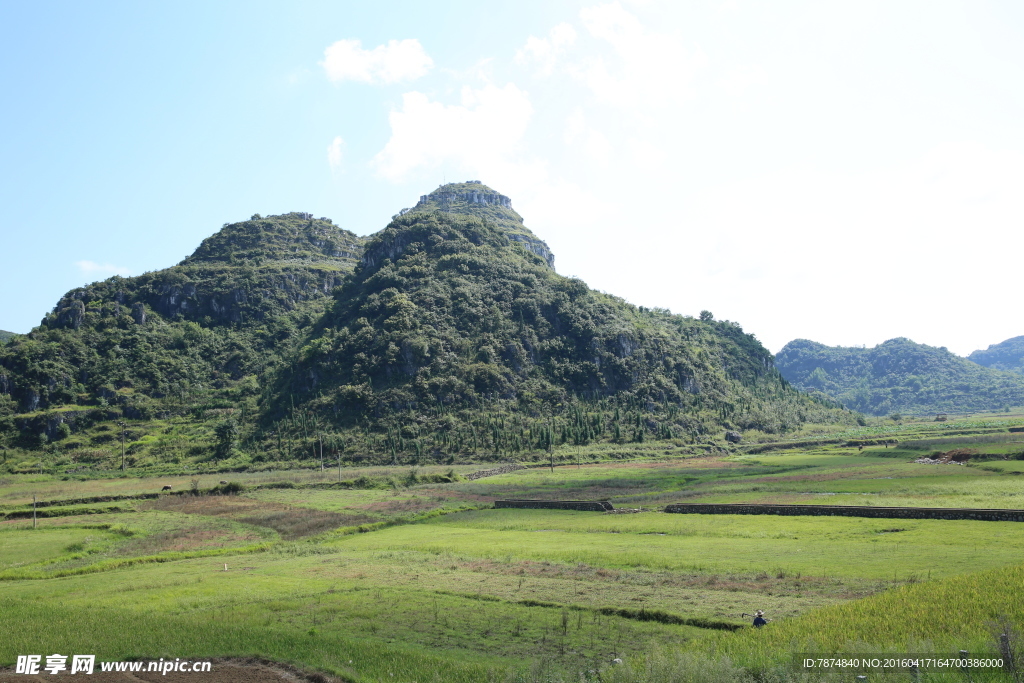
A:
[776,337,1024,415]
[0,331,15,344]
[969,336,1024,375]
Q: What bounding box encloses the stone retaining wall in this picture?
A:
[495,499,613,512]
[663,503,1024,522]
[467,463,526,481]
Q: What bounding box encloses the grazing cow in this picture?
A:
[219,480,229,485]
[161,485,172,491]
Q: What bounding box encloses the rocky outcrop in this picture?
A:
[56,299,85,330]
[508,234,555,269]
[417,190,512,208]
[466,462,525,480]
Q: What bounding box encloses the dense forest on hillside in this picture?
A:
[0,212,362,411]
[260,197,850,463]
[0,330,15,344]
[776,337,1024,416]
[969,336,1024,375]
[0,185,854,474]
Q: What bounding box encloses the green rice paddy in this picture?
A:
[3,420,1024,680]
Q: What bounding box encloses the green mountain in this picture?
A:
[969,336,1024,375]
[0,212,362,427]
[260,183,849,461]
[0,331,15,344]
[775,337,1024,416]
[0,184,852,472]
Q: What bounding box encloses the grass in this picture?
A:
[0,526,117,570]
[334,508,1024,580]
[0,509,275,579]
[705,562,1024,674]
[0,598,507,683]
[5,420,1024,680]
[0,464,483,507]
[0,549,705,678]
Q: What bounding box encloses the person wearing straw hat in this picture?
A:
[752,610,769,628]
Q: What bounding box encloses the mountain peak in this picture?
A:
[417,181,511,209]
[396,181,555,269]
[181,212,364,268]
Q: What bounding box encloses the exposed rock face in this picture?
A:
[131,302,146,325]
[56,299,85,330]
[508,234,555,269]
[417,190,512,208]
[725,430,742,443]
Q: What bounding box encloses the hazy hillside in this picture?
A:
[776,337,1024,415]
[0,331,15,344]
[969,336,1024,375]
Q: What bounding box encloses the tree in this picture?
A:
[699,310,714,322]
[214,418,238,459]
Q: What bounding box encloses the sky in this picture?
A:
[1,0,1022,355]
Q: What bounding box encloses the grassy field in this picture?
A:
[0,464,482,507]
[3,418,1024,681]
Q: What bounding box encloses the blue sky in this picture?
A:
[1,0,1022,355]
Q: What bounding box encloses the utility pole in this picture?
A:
[117,421,126,471]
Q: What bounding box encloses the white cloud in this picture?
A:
[76,261,131,278]
[717,64,767,97]
[321,39,433,85]
[572,2,707,108]
[625,136,667,169]
[629,141,1024,354]
[371,83,534,182]
[327,136,345,171]
[564,109,612,167]
[515,23,577,76]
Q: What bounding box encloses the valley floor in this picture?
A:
[3,416,1024,681]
